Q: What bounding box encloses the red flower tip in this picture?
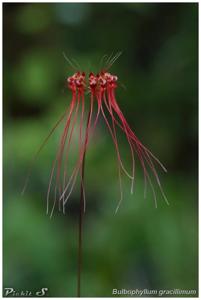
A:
[67,72,118,92]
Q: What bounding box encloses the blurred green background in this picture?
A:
[3,3,198,297]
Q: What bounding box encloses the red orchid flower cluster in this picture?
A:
[45,69,168,217]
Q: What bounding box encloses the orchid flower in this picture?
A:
[45,64,168,218]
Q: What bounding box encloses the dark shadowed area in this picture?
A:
[3,3,198,297]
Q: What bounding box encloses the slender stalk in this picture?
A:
[77,149,86,297]
[77,109,91,297]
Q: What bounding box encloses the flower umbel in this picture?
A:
[45,68,168,218]
[22,54,168,216]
